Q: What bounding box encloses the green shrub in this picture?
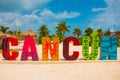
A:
[37,37,42,44]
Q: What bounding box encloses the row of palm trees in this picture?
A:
[0,21,120,44]
[0,25,22,39]
[37,21,120,47]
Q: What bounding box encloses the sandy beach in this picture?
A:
[0,62,120,80]
[0,43,120,80]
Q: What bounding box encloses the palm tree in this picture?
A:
[84,27,93,36]
[37,24,50,44]
[49,34,56,38]
[114,31,120,39]
[13,30,22,40]
[7,30,22,40]
[38,24,50,37]
[73,28,82,38]
[114,31,120,47]
[56,21,70,43]
[104,29,111,36]
[0,25,9,33]
[97,29,104,37]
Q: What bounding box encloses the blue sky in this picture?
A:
[0,0,120,35]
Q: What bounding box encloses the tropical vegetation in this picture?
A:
[0,21,120,47]
[37,24,50,44]
[56,21,70,43]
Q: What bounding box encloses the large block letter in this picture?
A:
[100,36,118,60]
[2,37,19,60]
[82,36,99,60]
[42,37,59,61]
[21,37,39,61]
[63,36,79,60]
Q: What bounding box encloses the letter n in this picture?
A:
[42,37,59,61]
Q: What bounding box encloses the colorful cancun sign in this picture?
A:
[1,31,118,61]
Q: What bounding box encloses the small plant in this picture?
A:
[37,37,42,44]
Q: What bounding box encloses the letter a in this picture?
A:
[21,37,39,61]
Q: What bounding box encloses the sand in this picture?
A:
[0,62,120,80]
[0,43,120,80]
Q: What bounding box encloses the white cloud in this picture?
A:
[13,20,22,26]
[0,12,41,31]
[92,7,106,12]
[0,12,21,26]
[21,0,51,10]
[40,9,80,19]
[55,11,80,19]
[0,9,80,32]
[0,0,52,11]
[92,0,120,31]
[40,9,54,17]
